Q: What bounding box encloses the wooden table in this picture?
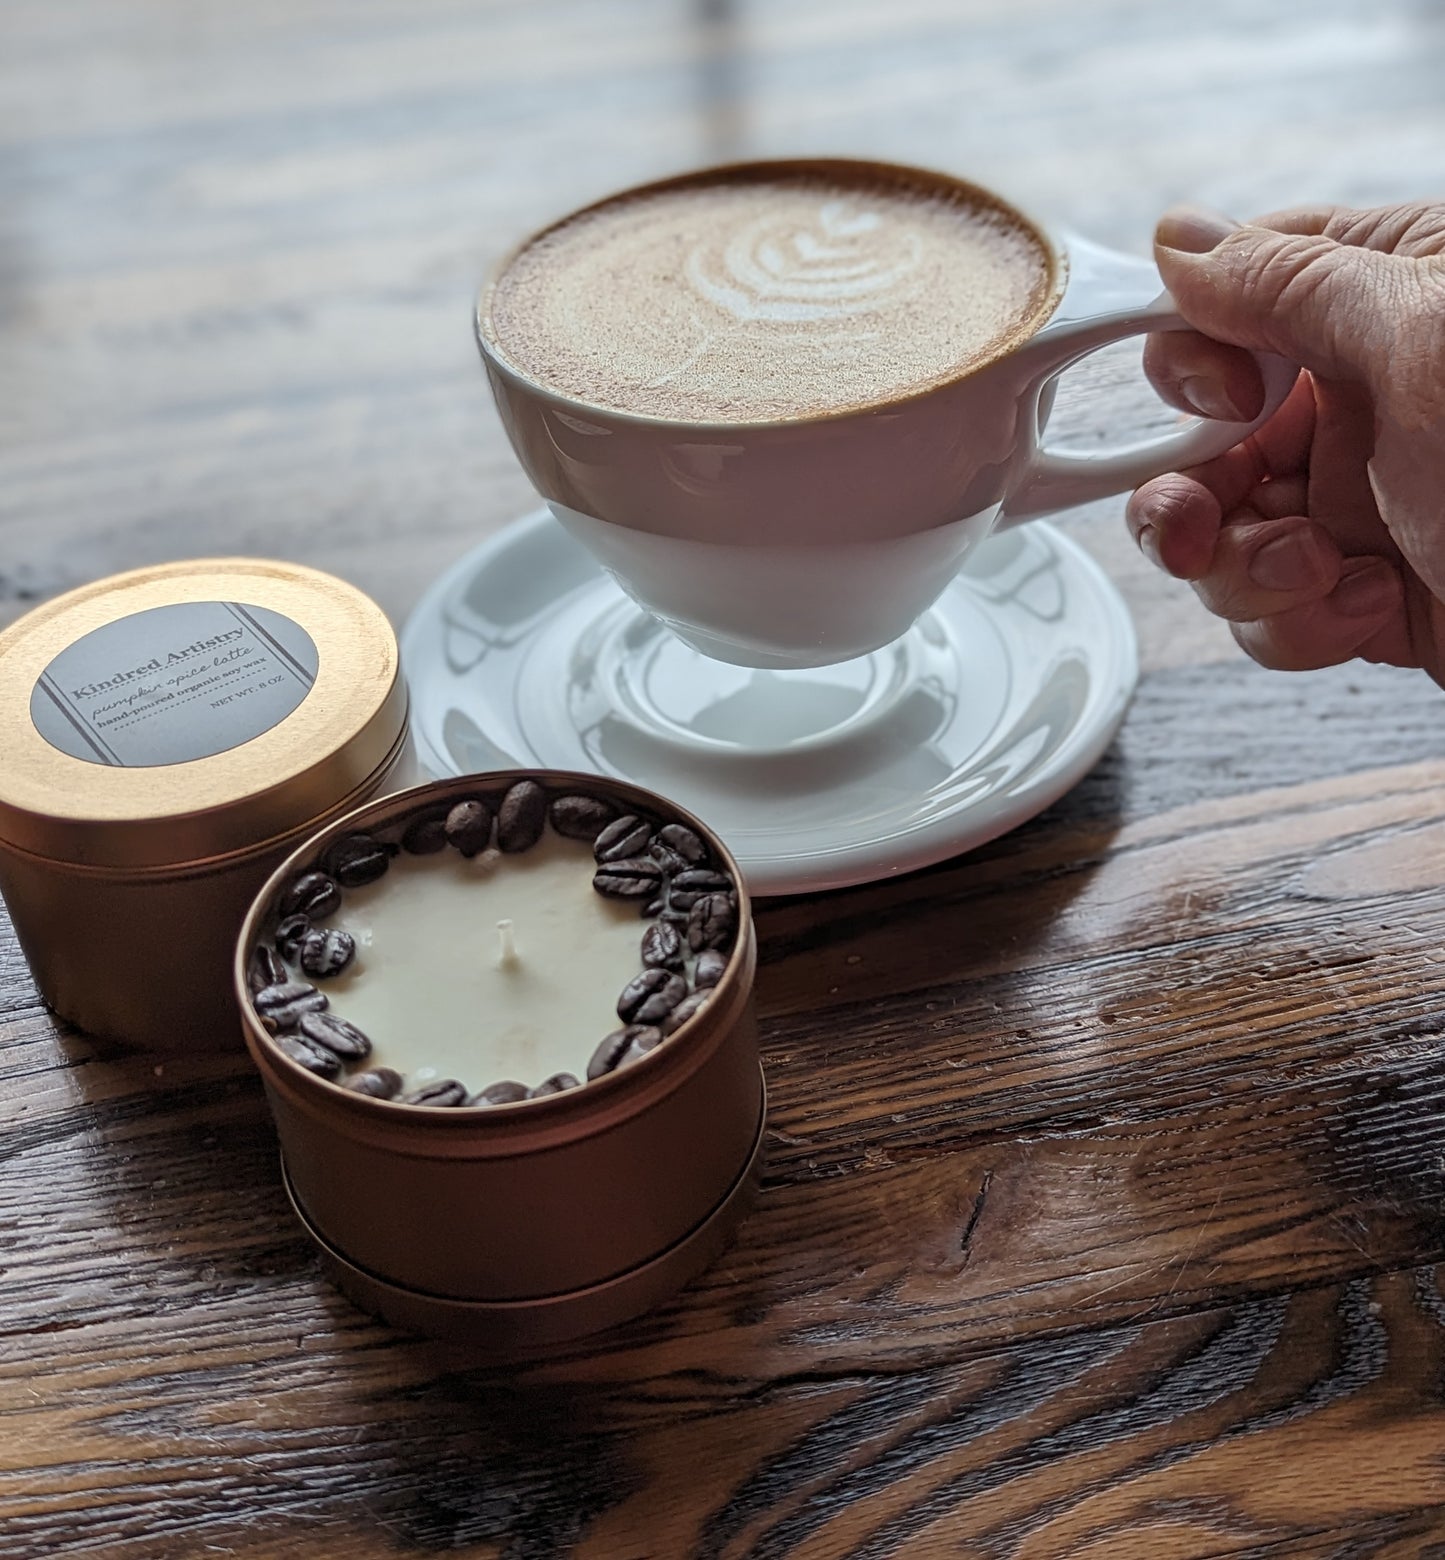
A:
[4,2,1445,1554]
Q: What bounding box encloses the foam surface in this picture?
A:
[487,172,1052,421]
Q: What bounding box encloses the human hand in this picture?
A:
[1127,202,1445,683]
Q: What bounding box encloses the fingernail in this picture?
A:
[1249,532,1328,593]
[1179,374,1246,422]
[1333,562,1401,618]
[1156,204,1238,256]
[1136,524,1163,569]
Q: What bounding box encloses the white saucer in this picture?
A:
[401,510,1138,896]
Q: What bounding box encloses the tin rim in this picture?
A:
[235,769,756,1146]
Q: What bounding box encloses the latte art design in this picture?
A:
[487,173,1052,422]
[685,200,926,325]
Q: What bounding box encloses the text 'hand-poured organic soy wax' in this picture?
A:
[237,772,763,1353]
[0,559,410,1049]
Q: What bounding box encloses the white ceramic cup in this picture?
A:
[476,159,1295,670]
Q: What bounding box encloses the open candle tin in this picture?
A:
[234,771,764,1353]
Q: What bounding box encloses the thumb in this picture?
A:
[1155,206,1403,385]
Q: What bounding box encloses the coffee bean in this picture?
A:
[669,868,732,910]
[401,805,451,854]
[693,948,728,989]
[274,914,311,961]
[587,1033,629,1079]
[618,1027,665,1070]
[595,814,653,863]
[586,1017,652,1079]
[641,920,684,971]
[656,823,708,865]
[688,892,737,952]
[529,1071,581,1098]
[298,927,355,979]
[253,981,327,1031]
[279,871,341,921]
[648,842,689,876]
[297,1010,371,1060]
[322,832,392,888]
[643,896,666,918]
[594,857,664,899]
[497,779,547,852]
[276,1034,342,1078]
[588,1024,661,1079]
[662,991,713,1035]
[550,793,618,842]
[617,968,687,1025]
[404,1079,468,1107]
[249,944,286,992]
[469,1079,530,1106]
[444,799,493,857]
[345,1067,403,1099]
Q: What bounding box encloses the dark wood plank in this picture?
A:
[4,1251,1444,1556]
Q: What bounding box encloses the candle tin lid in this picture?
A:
[0,558,407,870]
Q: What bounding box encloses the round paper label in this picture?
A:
[30,600,320,767]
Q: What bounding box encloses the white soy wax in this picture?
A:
[313,832,646,1093]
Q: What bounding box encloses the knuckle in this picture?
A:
[1225,230,1411,377]
[1332,200,1445,255]
[1326,204,1395,248]
[1228,233,1333,325]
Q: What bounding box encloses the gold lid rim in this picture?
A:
[0,559,406,868]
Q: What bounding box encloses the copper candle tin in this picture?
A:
[0,559,409,1049]
[235,772,764,1353]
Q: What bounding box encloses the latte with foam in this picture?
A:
[484,167,1055,422]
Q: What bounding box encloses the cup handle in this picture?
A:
[1000,235,1298,524]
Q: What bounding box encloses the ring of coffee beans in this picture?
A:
[246,779,739,1108]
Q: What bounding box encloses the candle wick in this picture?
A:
[497,918,520,970]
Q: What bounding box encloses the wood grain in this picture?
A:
[6,672,1445,1554]
[4,0,1445,1555]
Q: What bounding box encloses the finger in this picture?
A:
[1126,473,1220,579]
[1154,208,1406,381]
[1248,476,1309,520]
[1189,516,1342,623]
[1129,368,1323,539]
[1176,375,1317,507]
[1127,378,1318,578]
[1231,559,1404,671]
[1307,376,1394,558]
[1142,329,1265,421]
[1248,371,1319,476]
[1179,357,1317,509]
